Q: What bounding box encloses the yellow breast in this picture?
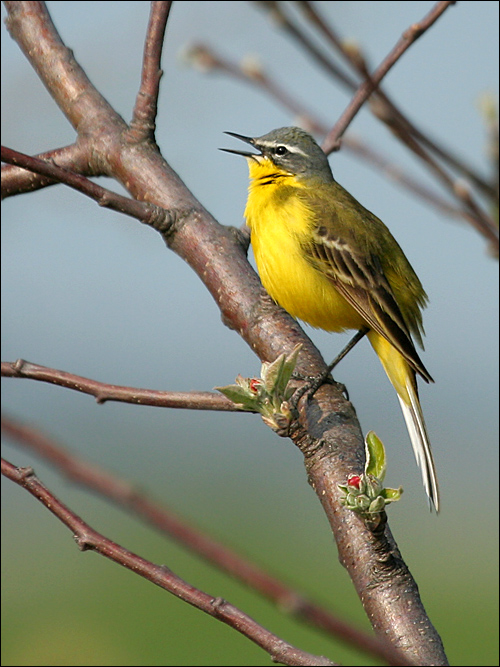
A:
[244,161,364,332]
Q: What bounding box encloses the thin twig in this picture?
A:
[252,1,498,252]
[128,1,173,143]
[1,359,241,411]
[252,1,357,91]
[297,0,497,202]
[323,1,456,147]
[1,457,336,667]
[1,142,95,198]
[2,3,450,662]
[364,120,498,250]
[1,146,169,231]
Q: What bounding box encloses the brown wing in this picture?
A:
[304,226,433,383]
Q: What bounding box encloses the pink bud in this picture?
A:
[348,475,362,489]
[249,378,261,393]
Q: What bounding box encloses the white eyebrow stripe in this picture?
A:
[257,140,308,157]
[286,145,308,157]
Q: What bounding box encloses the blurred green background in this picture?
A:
[2,2,498,665]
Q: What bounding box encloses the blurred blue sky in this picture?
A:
[1,2,499,664]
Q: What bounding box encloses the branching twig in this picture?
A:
[253,1,357,91]
[255,1,497,252]
[298,0,497,200]
[322,1,455,144]
[286,0,455,147]
[2,3,451,663]
[307,0,497,248]
[1,457,336,667]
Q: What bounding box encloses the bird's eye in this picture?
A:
[275,145,288,156]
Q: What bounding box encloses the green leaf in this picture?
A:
[261,354,286,394]
[216,345,301,432]
[365,431,387,482]
[261,344,302,396]
[381,486,404,503]
[215,384,258,411]
[275,344,302,396]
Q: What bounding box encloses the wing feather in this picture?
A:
[304,222,433,383]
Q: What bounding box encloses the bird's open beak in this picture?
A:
[220,132,261,159]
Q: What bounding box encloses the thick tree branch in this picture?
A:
[2,3,449,663]
[3,1,127,152]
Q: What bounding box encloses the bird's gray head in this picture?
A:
[222,127,334,183]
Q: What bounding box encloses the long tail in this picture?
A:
[368,331,440,511]
[397,383,440,511]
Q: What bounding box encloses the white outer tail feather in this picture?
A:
[398,384,440,512]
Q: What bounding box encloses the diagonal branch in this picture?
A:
[298,0,497,202]
[1,146,169,228]
[254,0,497,253]
[315,0,497,247]
[1,141,96,198]
[252,0,357,91]
[1,413,413,666]
[317,1,457,148]
[186,43,475,225]
[3,1,127,145]
[1,457,336,667]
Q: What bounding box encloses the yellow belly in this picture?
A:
[247,188,365,332]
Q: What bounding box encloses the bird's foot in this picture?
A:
[290,370,348,410]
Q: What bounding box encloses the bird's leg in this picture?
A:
[291,327,369,408]
[324,327,369,376]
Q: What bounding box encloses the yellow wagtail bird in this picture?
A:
[222,126,439,511]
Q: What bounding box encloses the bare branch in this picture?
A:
[298,0,497,202]
[1,146,169,229]
[248,2,498,252]
[360,117,498,252]
[2,413,413,666]
[252,1,357,90]
[128,1,173,143]
[1,457,336,667]
[1,142,96,198]
[1,359,240,411]
[323,1,456,147]
[313,1,498,250]
[187,44,473,225]
[1,4,451,663]
[3,1,127,144]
